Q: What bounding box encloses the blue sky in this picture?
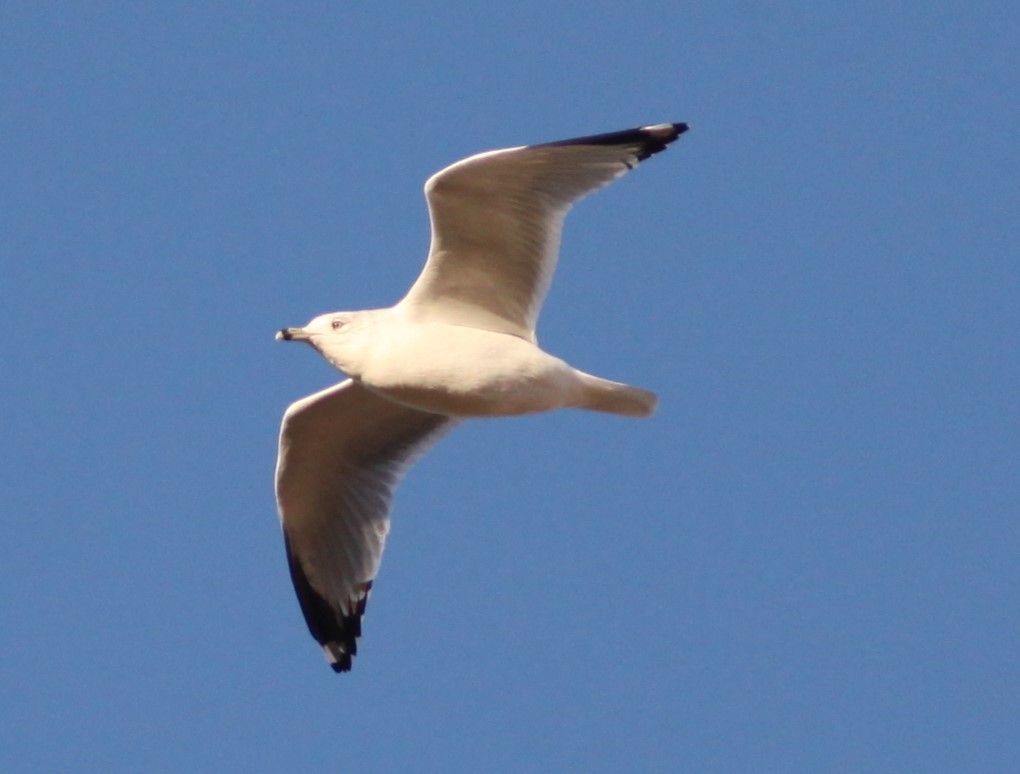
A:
[2,2,1018,771]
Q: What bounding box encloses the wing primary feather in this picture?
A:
[284,532,371,673]
[532,122,689,163]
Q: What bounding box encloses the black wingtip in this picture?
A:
[283,533,371,674]
[632,122,688,161]
[533,122,689,161]
[329,653,353,673]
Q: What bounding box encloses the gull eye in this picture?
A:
[331,319,344,330]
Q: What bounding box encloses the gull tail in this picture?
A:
[574,372,658,418]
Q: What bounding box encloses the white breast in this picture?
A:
[359,322,582,417]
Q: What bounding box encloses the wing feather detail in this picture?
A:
[275,379,456,671]
[398,123,688,339]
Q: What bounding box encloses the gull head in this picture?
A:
[276,311,368,377]
[277,311,356,341]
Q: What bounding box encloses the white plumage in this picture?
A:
[275,123,688,672]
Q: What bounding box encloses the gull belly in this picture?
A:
[358,322,581,418]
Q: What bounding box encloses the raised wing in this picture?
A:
[275,379,456,672]
[397,123,688,340]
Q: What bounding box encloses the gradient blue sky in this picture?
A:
[2,3,1018,772]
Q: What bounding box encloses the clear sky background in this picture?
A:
[2,3,1018,772]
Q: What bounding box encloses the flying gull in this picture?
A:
[275,122,689,672]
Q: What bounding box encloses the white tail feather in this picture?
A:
[574,372,658,418]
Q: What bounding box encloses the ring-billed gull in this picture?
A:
[275,122,688,672]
